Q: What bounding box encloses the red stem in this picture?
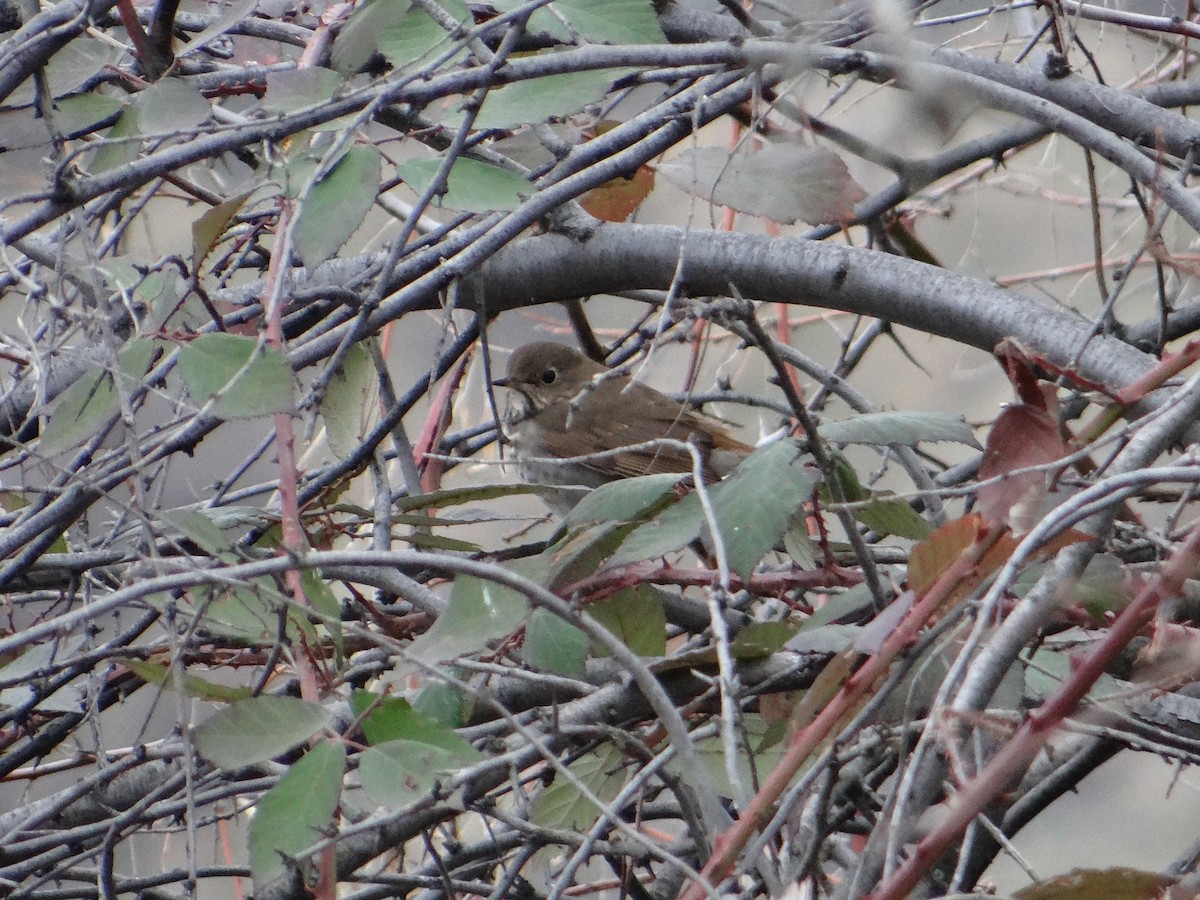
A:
[869,519,1200,899]
[412,350,472,493]
[679,522,1002,899]
[112,0,153,67]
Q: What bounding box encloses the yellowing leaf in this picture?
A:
[191,190,255,273]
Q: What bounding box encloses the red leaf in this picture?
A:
[977,404,1068,532]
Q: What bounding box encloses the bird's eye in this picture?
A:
[541,368,557,385]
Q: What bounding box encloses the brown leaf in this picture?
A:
[977,404,1067,532]
[907,512,1092,610]
[907,513,987,597]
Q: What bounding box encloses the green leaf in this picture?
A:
[552,0,665,44]
[819,411,981,448]
[177,333,296,418]
[262,67,344,115]
[38,367,116,456]
[378,5,445,67]
[413,680,468,727]
[1023,640,1123,702]
[607,492,704,568]
[405,574,528,664]
[491,0,662,44]
[399,530,482,552]
[191,189,255,273]
[855,497,932,540]
[391,482,548,511]
[486,0,563,39]
[379,0,470,67]
[117,337,157,383]
[473,68,629,129]
[43,38,123,96]
[333,0,467,72]
[122,658,253,702]
[681,713,783,799]
[589,586,666,657]
[657,144,868,226]
[193,697,332,768]
[302,567,343,661]
[524,608,588,677]
[607,442,817,579]
[0,639,85,711]
[1014,868,1179,899]
[332,0,394,73]
[563,472,681,528]
[148,581,293,643]
[397,156,530,212]
[1072,554,1132,618]
[54,92,122,136]
[321,344,378,459]
[293,144,382,267]
[731,621,798,657]
[133,77,210,132]
[88,106,140,174]
[797,583,876,631]
[543,520,639,587]
[351,691,478,750]
[708,440,819,582]
[176,0,255,58]
[161,508,235,555]
[782,516,819,569]
[530,743,626,830]
[248,741,344,889]
[358,736,481,807]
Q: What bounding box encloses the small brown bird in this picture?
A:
[494,341,754,512]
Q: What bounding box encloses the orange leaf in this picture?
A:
[908,515,1092,607]
[908,513,987,597]
[580,166,655,222]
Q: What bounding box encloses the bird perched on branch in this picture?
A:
[494,341,753,513]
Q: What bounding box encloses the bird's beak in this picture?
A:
[491,375,511,388]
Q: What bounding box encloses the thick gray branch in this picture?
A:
[467,224,1159,405]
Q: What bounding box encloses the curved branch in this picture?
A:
[467,224,1162,414]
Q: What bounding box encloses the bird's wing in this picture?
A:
[536,379,752,480]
